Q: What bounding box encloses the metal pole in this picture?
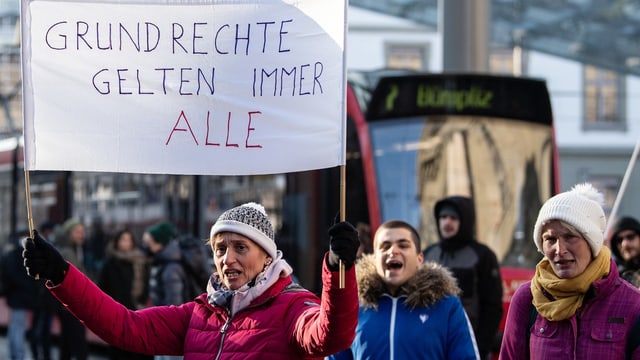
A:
[606,136,640,236]
[440,0,490,73]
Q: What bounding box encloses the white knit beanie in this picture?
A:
[210,202,276,259]
[533,183,606,256]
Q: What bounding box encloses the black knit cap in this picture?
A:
[438,205,460,219]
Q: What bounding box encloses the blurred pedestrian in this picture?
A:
[98,229,152,360]
[423,196,503,360]
[3,229,38,360]
[610,216,640,287]
[355,222,372,258]
[87,217,108,277]
[22,202,359,359]
[500,183,640,359]
[57,218,90,360]
[142,221,186,308]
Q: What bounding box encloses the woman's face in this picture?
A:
[69,224,85,245]
[116,232,134,252]
[212,232,271,290]
[541,220,593,279]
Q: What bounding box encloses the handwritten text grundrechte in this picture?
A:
[43,18,326,98]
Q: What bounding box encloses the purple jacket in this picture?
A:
[500,260,640,360]
[49,259,358,359]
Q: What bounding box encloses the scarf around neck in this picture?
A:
[111,248,148,306]
[531,246,611,321]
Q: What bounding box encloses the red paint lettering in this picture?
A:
[246,111,262,148]
[170,109,263,148]
[204,111,220,146]
[225,112,239,148]
[166,111,198,145]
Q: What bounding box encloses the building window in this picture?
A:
[583,65,626,130]
[385,43,428,71]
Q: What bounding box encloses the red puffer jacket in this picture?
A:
[49,259,357,359]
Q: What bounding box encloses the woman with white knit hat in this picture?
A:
[500,183,640,359]
[22,202,361,359]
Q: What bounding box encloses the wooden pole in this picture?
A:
[339,165,346,288]
[25,170,39,280]
[25,170,34,236]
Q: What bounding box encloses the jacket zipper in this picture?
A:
[215,314,233,360]
[389,297,398,360]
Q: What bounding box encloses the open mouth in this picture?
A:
[554,259,574,266]
[224,270,241,279]
[386,260,403,270]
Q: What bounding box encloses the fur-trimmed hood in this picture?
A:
[356,254,460,310]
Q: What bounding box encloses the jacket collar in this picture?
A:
[355,254,460,310]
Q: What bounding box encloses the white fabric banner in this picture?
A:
[21,0,346,175]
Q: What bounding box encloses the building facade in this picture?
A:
[347,5,640,230]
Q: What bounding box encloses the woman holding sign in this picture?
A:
[22,202,360,359]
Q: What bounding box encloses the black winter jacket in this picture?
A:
[2,245,38,309]
[423,195,503,358]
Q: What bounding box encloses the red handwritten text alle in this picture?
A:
[165,110,263,148]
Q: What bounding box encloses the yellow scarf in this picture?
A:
[530,246,611,321]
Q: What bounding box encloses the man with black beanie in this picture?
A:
[610,216,640,287]
[423,195,503,360]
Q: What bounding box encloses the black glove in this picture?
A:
[326,221,360,271]
[22,230,69,285]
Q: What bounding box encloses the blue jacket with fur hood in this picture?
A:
[327,255,479,360]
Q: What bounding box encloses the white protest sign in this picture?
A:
[22,0,347,175]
